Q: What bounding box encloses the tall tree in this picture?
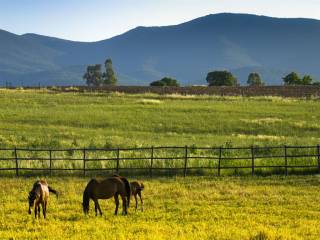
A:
[301,75,313,85]
[103,58,117,85]
[83,64,103,86]
[206,71,238,86]
[283,72,315,85]
[282,72,301,85]
[247,72,264,86]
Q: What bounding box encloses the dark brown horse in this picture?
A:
[131,181,144,211]
[82,176,131,215]
[28,180,58,219]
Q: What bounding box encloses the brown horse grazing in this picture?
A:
[113,174,131,207]
[28,180,58,219]
[82,176,131,216]
[131,181,144,211]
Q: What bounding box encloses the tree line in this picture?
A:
[83,59,320,87]
[205,71,320,86]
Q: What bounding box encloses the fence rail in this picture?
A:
[0,145,320,176]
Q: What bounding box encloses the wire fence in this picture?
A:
[0,145,319,176]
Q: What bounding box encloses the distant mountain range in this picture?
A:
[1,13,320,86]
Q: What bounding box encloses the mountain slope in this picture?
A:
[1,13,320,86]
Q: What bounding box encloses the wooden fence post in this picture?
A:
[184,146,188,177]
[251,146,254,176]
[251,146,255,176]
[317,145,320,173]
[284,145,288,176]
[218,147,222,176]
[49,150,52,177]
[83,148,86,177]
[150,146,154,177]
[14,147,18,176]
[116,148,120,173]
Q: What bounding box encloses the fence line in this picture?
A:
[5,85,320,98]
[0,145,320,176]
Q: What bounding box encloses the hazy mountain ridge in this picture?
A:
[1,13,320,86]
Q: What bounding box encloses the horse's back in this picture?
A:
[90,177,123,199]
[31,180,49,202]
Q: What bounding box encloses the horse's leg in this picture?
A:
[138,191,144,211]
[94,200,98,216]
[97,201,103,216]
[94,199,103,216]
[42,202,46,219]
[120,194,127,215]
[134,193,138,211]
[114,194,119,215]
[37,205,41,218]
[34,204,37,219]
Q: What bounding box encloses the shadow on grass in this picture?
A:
[0,167,318,178]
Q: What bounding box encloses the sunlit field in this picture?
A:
[0,89,320,148]
[0,176,319,240]
[0,90,319,239]
[1,89,320,175]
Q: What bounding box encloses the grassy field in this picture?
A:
[0,90,319,239]
[0,89,320,148]
[0,176,319,240]
[0,89,319,174]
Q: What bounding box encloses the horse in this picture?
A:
[113,174,131,207]
[131,181,144,211]
[82,175,131,216]
[28,180,58,219]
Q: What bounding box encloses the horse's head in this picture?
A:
[28,191,36,214]
[82,202,89,215]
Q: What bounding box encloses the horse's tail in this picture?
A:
[48,186,58,198]
[120,177,131,208]
[83,179,96,215]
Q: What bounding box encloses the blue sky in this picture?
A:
[1,0,320,41]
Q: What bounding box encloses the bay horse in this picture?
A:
[131,181,144,211]
[82,175,131,216]
[28,180,58,219]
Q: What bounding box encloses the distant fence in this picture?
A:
[6,85,320,98]
[0,145,319,176]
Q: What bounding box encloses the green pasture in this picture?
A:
[0,89,319,148]
[0,89,319,174]
[0,90,319,239]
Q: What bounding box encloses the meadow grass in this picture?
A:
[1,89,320,173]
[0,176,319,240]
[0,90,319,239]
[0,89,320,148]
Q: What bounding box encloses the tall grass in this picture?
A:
[0,89,320,173]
